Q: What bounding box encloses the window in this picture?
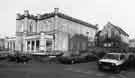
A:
[103,54,119,60]
[120,55,125,60]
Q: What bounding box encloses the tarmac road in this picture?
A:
[0,59,135,78]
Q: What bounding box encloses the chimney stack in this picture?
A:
[54,8,59,14]
[95,24,98,27]
[24,10,29,16]
[37,14,41,19]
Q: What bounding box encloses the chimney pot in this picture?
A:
[54,8,59,13]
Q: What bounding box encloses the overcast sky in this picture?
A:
[1,0,135,38]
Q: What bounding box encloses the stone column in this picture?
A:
[7,42,9,50]
[23,40,26,52]
[13,41,15,50]
[27,40,30,52]
[23,32,27,52]
[10,42,12,50]
[34,40,36,52]
[40,32,46,52]
[12,41,14,50]
[9,41,11,50]
[29,40,32,52]
[52,39,54,51]
[25,40,27,52]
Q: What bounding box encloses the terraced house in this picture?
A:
[14,8,97,54]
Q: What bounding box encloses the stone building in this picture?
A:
[129,39,135,48]
[15,8,97,53]
[5,37,16,51]
[95,22,129,48]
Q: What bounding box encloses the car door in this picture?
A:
[120,55,128,69]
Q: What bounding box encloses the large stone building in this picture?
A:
[15,8,97,54]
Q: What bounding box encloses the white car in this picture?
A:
[97,53,130,73]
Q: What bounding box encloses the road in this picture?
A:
[0,59,135,78]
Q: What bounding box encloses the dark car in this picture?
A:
[31,51,63,63]
[56,56,73,64]
[57,52,98,64]
[0,52,9,59]
[8,52,32,63]
[16,54,32,63]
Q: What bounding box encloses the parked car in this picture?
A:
[57,52,98,64]
[8,52,32,63]
[16,54,32,63]
[57,56,76,64]
[0,52,9,60]
[97,52,135,73]
[31,51,63,63]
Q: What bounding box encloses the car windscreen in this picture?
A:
[103,54,120,60]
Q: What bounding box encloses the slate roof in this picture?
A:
[107,22,129,37]
[16,10,97,29]
[16,13,37,20]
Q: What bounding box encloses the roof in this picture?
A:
[16,10,97,29]
[6,36,16,39]
[57,13,97,29]
[16,14,37,20]
[107,22,129,36]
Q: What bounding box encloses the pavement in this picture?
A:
[0,58,135,78]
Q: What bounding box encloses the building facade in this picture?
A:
[15,8,97,53]
[5,37,16,51]
[0,38,5,51]
[129,39,135,48]
[95,22,129,48]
